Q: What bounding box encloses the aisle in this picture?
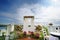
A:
[17,37,36,40]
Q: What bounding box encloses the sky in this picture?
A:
[0,0,60,25]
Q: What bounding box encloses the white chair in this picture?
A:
[49,35,59,40]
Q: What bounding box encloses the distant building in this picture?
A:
[0,25,7,36]
[0,24,14,36]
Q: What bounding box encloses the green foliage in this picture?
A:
[43,26,49,35]
[39,37,44,40]
[35,25,42,31]
[40,31,44,37]
[0,36,5,40]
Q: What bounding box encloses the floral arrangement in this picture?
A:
[13,30,44,40]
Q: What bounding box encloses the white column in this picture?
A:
[23,18,27,32]
[11,24,14,32]
[31,18,35,32]
[0,30,2,36]
[5,24,11,40]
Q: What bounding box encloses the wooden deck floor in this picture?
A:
[17,37,36,40]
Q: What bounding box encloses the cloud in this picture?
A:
[0,0,60,25]
[16,3,60,25]
[0,13,23,24]
[50,0,60,7]
[51,0,60,3]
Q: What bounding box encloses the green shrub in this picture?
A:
[0,36,5,40]
[43,26,49,35]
